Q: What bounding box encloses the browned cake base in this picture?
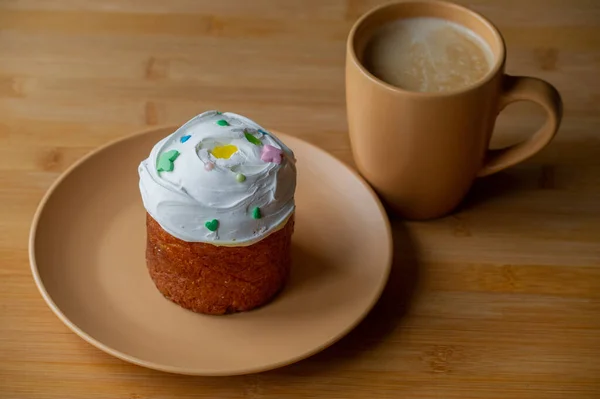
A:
[145,213,294,315]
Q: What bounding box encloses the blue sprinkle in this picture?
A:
[180,135,191,143]
[258,129,269,135]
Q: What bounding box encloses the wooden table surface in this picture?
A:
[1,0,599,398]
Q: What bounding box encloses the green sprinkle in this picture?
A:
[157,150,180,172]
[251,207,261,220]
[215,111,222,115]
[205,219,219,231]
[236,173,246,183]
[216,119,229,126]
[244,131,262,146]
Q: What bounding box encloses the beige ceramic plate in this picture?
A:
[29,127,392,376]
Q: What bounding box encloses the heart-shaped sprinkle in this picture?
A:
[251,207,261,220]
[180,135,191,143]
[244,131,262,146]
[157,150,180,172]
[260,144,283,164]
[216,119,229,126]
[205,219,219,231]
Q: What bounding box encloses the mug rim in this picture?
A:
[347,0,506,97]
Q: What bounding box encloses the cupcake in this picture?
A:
[138,111,296,315]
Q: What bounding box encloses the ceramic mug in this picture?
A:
[346,0,562,219]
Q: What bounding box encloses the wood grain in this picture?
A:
[1,0,599,398]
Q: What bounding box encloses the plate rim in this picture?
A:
[28,125,393,376]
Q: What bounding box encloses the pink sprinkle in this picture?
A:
[204,162,215,171]
[260,145,283,164]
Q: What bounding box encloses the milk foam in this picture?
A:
[364,17,494,93]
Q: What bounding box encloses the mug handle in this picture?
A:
[477,75,563,177]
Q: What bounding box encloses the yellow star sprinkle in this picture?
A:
[210,144,238,159]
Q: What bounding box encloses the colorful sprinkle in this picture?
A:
[205,219,219,231]
[157,150,180,172]
[216,119,229,126]
[215,111,222,115]
[211,144,238,159]
[236,173,246,183]
[251,207,262,220]
[180,135,191,143]
[260,144,283,164]
[244,131,262,146]
[258,129,269,135]
[204,161,215,171]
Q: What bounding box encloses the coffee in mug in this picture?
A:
[363,17,493,93]
[346,1,562,219]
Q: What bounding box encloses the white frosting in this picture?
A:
[138,111,296,245]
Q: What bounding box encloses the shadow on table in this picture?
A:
[459,165,554,212]
[273,216,421,375]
